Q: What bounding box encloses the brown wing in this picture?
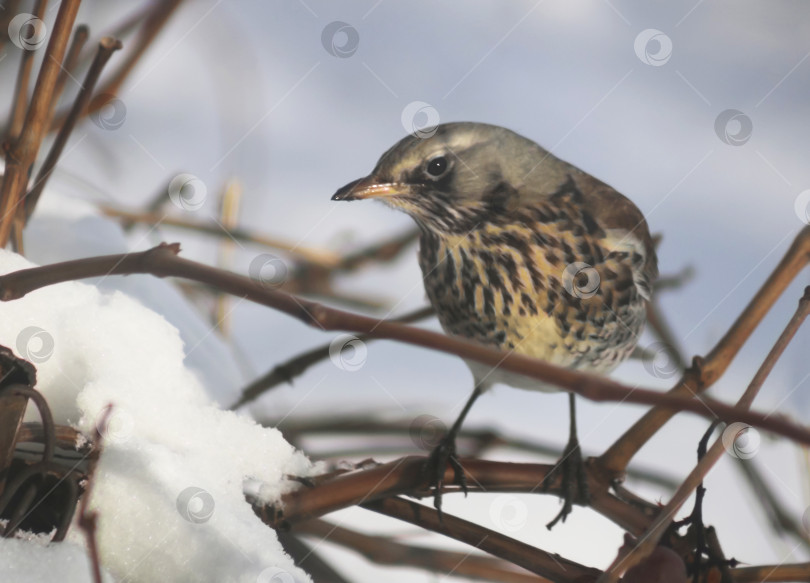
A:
[571,172,659,298]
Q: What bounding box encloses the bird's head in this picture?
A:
[332,122,570,233]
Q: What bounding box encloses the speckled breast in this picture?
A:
[416,199,649,377]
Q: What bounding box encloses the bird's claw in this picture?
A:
[426,434,467,518]
[541,436,590,529]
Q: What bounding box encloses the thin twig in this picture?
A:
[25,36,123,220]
[735,459,810,550]
[362,496,601,581]
[685,423,719,581]
[334,228,418,271]
[653,265,694,292]
[730,562,810,582]
[275,529,352,583]
[214,179,242,336]
[5,0,48,141]
[49,0,184,130]
[0,0,83,247]
[97,204,342,268]
[99,205,418,273]
[45,24,89,131]
[738,286,810,409]
[104,4,157,41]
[295,517,550,582]
[78,406,113,583]
[118,180,174,231]
[0,0,23,52]
[233,305,434,407]
[644,296,687,371]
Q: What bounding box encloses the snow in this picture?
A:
[0,209,315,582]
[0,537,113,583]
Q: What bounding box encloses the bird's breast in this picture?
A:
[417,204,647,374]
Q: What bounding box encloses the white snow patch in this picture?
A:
[0,537,114,583]
[0,250,314,582]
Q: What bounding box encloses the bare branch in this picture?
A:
[264,457,653,536]
[295,517,551,582]
[361,496,601,581]
[78,406,112,583]
[731,562,810,582]
[45,24,89,130]
[233,305,433,407]
[0,0,82,247]
[97,205,343,268]
[268,414,680,491]
[49,0,184,130]
[25,36,123,220]
[5,0,48,141]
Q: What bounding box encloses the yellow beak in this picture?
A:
[331,176,407,201]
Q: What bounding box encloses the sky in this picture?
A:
[3,0,810,581]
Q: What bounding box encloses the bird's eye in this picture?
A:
[425,156,449,178]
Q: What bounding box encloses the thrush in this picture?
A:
[332,122,658,527]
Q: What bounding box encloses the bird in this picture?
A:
[331,122,658,527]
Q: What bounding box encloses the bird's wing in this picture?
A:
[570,172,659,300]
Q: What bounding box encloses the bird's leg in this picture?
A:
[426,384,483,516]
[542,392,590,529]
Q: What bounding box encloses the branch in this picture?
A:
[738,286,810,409]
[0,0,82,247]
[5,0,48,141]
[25,36,123,220]
[233,305,433,407]
[0,243,808,446]
[730,562,810,582]
[99,204,418,275]
[361,497,601,581]
[0,0,24,52]
[97,205,342,268]
[45,24,89,131]
[735,459,810,551]
[268,414,680,491]
[264,457,653,536]
[333,228,418,272]
[644,296,687,371]
[49,0,184,130]
[294,518,550,583]
[78,406,112,583]
[275,529,352,583]
[653,264,694,292]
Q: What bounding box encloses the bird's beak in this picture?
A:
[331,176,407,201]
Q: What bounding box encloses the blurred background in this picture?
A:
[4,1,810,580]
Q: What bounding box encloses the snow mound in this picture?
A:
[0,250,314,583]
